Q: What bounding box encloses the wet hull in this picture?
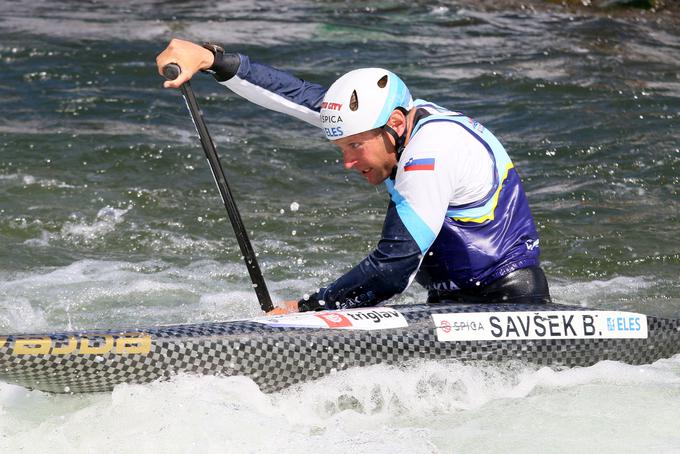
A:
[0,303,678,393]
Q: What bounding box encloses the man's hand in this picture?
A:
[156,38,214,88]
[266,300,299,316]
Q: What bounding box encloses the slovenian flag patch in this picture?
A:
[404,157,435,172]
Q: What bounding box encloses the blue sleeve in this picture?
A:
[298,200,424,311]
[218,54,326,127]
[235,55,327,113]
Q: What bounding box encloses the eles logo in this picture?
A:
[606,316,642,332]
[324,127,343,138]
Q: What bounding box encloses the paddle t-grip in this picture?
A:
[162,63,181,81]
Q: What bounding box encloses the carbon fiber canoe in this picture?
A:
[1,302,678,394]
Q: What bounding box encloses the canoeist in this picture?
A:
[156,39,551,314]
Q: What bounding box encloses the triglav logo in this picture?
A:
[257,307,409,331]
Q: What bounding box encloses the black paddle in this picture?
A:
[162,63,274,313]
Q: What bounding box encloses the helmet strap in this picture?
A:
[383,124,406,159]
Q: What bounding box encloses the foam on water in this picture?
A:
[0,256,334,332]
[0,15,171,42]
[0,257,677,451]
[19,203,236,258]
[0,259,253,331]
[0,172,76,190]
[0,298,49,333]
[550,275,652,307]
[0,252,674,332]
[0,356,678,453]
[60,206,131,243]
[549,275,680,318]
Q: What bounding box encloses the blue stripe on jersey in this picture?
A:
[385,179,436,254]
[236,55,327,112]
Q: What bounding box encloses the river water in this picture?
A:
[1,0,679,452]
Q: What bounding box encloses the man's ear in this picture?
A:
[387,109,407,135]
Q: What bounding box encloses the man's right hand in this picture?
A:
[266,300,300,316]
[156,39,214,89]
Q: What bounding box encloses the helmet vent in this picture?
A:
[377,75,388,88]
[350,90,359,111]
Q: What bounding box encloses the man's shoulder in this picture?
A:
[406,117,484,158]
[398,116,494,184]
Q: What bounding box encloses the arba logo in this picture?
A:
[315,313,352,328]
[2,333,152,356]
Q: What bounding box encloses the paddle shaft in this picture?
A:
[163,64,274,312]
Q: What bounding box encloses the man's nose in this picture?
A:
[343,151,358,170]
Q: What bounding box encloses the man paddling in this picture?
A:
[156,39,551,313]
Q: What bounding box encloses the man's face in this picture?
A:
[334,128,397,186]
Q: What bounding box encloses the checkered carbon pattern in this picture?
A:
[0,303,678,394]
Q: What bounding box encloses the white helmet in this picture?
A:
[320,68,413,141]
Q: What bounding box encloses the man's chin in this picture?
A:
[367,174,388,186]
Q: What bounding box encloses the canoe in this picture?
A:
[0,302,678,393]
